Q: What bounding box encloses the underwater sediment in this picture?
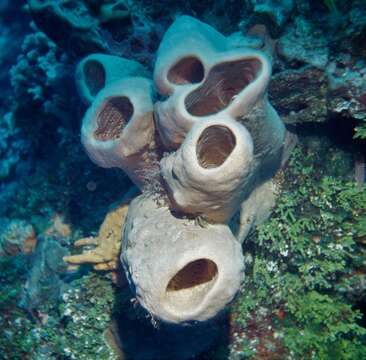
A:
[1,1,366,359]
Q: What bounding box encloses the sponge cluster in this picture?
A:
[76,16,285,324]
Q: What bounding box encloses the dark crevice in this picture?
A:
[185,58,262,116]
[94,96,133,141]
[84,60,106,96]
[166,259,218,292]
[167,56,204,85]
[196,125,236,168]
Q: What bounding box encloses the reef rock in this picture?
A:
[277,17,329,69]
[20,234,70,312]
[327,58,366,121]
[0,0,30,100]
[269,66,328,124]
[269,59,366,125]
[27,0,107,57]
[27,0,161,64]
[0,218,36,256]
[242,0,295,38]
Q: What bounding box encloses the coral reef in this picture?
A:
[277,16,329,68]
[269,60,366,125]
[269,66,328,124]
[0,268,118,360]
[10,31,76,129]
[27,0,107,57]
[0,0,365,358]
[26,0,161,64]
[3,23,131,230]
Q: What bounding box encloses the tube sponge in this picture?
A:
[121,195,244,324]
[153,15,272,149]
[76,53,149,104]
[81,77,159,189]
[154,15,228,96]
[161,116,254,222]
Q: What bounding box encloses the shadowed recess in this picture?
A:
[84,60,106,96]
[185,58,262,116]
[196,125,236,168]
[165,259,218,313]
[167,259,218,291]
[167,56,205,85]
[94,96,133,141]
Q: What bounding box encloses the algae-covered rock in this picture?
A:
[0,218,36,256]
[242,0,295,38]
[20,235,70,312]
[27,0,107,57]
[277,17,329,68]
[269,66,328,124]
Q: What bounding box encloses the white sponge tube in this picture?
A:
[81,77,159,189]
[161,117,254,222]
[121,195,244,324]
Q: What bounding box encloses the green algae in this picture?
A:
[0,269,119,360]
[229,142,366,359]
[354,118,366,139]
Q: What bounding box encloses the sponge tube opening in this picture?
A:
[94,96,134,141]
[167,56,205,85]
[165,258,218,313]
[84,60,106,97]
[196,125,236,168]
[185,58,262,116]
